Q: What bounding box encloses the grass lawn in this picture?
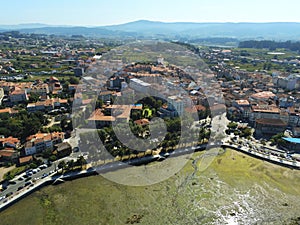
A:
[2,165,28,181]
[0,165,15,181]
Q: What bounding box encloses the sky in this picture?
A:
[1,0,300,26]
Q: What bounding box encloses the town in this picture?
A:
[1,31,300,212]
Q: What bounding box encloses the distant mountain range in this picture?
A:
[1,20,300,41]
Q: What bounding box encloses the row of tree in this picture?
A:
[239,40,300,51]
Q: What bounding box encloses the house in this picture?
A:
[232,99,251,119]
[107,76,125,90]
[30,83,49,96]
[27,98,68,112]
[210,103,227,116]
[134,119,150,126]
[48,76,62,94]
[18,155,33,166]
[0,148,19,164]
[0,136,21,149]
[24,132,64,155]
[87,108,116,128]
[53,142,72,158]
[88,104,143,128]
[27,99,53,112]
[99,91,114,102]
[9,88,28,103]
[0,108,18,116]
[68,84,78,92]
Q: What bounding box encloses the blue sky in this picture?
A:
[2,0,300,25]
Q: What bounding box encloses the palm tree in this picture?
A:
[67,160,75,171]
[77,156,86,169]
[58,160,66,173]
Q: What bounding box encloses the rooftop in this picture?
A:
[252,105,280,113]
[235,99,250,106]
[88,109,115,122]
[130,78,151,87]
[251,91,275,99]
[255,118,287,126]
[19,156,33,164]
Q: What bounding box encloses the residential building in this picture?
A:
[167,95,184,116]
[24,132,64,155]
[48,76,62,94]
[107,76,125,90]
[18,155,33,166]
[0,148,19,164]
[53,142,72,158]
[9,88,28,103]
[99,90,114,102]
[288,107,300,126]
[88,104,143,128]
[254,118,287,136]
[249,91,276,102]
[30,83,49,96]
[87,108,115,128]
[233,99,251,119]
[129,78,151,94]
[27,98,68,112]
[0,136,21,149]
[74,67,84,77]
[273,74,300,91]
[134,118,150,126]
[0,108,18,116]
[158,96,184,118]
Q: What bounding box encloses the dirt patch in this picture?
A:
[0,165,16,181]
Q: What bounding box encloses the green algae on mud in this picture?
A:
[1,148,300,225]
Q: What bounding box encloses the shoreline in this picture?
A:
[1,143,300,212]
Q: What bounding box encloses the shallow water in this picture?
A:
[1,149,300,225]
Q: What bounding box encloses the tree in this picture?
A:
[227,122,238,130]
[96,99,103,109]
[76,156,86,169]
[67,160,75,171]
[69,77,80,84]
[49,155,57,162]
[58,160,66,172]
[28,92,40,103]
[29,163,38,169]
[240,127,252,138]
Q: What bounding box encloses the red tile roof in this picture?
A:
[255,118,287,126]
[19,156,33,164]
[134,119,150,126]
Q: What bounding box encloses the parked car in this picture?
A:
[17,186,23,191]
